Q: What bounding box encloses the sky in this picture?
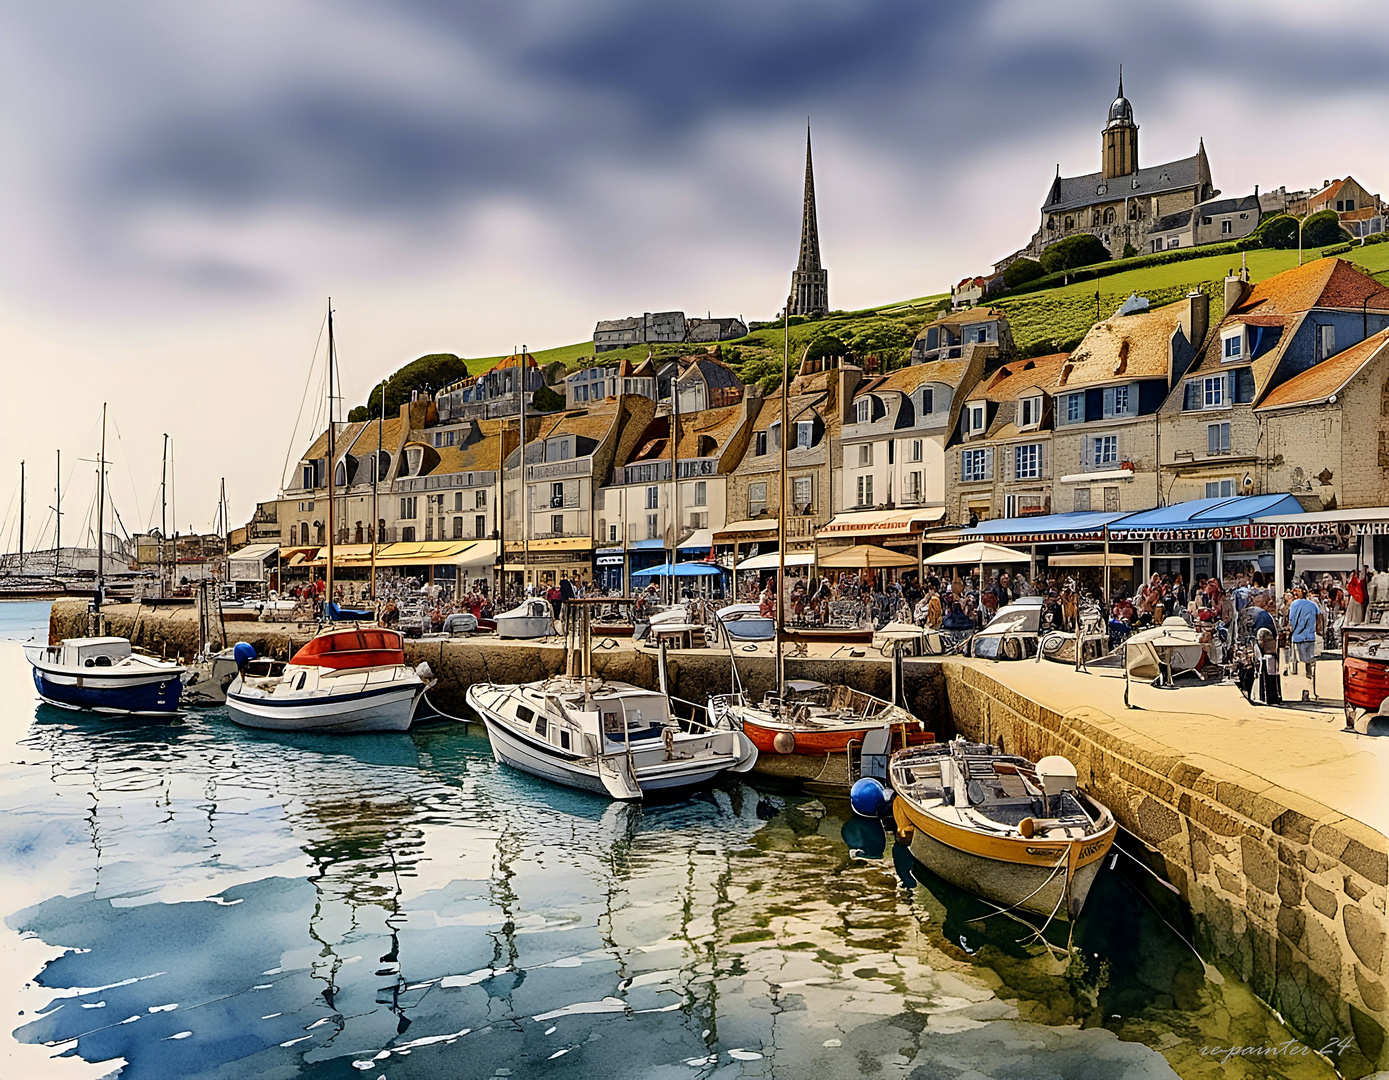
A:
[2,0,1388,544]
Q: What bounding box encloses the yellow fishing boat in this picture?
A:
[889,739,1116,921]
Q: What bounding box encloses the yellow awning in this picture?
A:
[309,541,485,568]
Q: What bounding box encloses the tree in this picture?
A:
[1039,234,1110,275]
[1301,209,1351,248]
[1122,242,1139,259]
[348,353,471,421]
[1002,257,1046,289]
[532,384,566,412]
[1246,213,1298,250]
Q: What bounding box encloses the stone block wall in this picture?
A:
[940,659,1387,1075]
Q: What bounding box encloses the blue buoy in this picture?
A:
[232,642,257,667]
[850,777,891,819]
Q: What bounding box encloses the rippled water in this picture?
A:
[0,601,1338,1078]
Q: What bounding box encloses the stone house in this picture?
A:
[593,311,746,353]
[951,277,986,310]
[838,353,982,517]
[1306,176,1382,224]
[719,360,858,557]
[686,316,748,343]
[1158,258,1389,505]
[435,353,544,421]
[502,396,656,587]
[595,398,760,590]
[674,356,745,413]
[946,354,1069,524]
[563,357,659,408]
[1256,327,1389,510]
[1028,77,1217,259]
[1147,193,1261,252]
[1051,294,1209,514]
[910,307,1014,367]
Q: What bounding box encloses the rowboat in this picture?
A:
[889,739,1116,921]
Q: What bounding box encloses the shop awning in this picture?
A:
[309,541,490,568]
[716,519,780,536]
[678,529,715,551]
[630,562,725,579]
[526,537,594,552]
[1048,552,1135,568]
[818,507,945,538]
[736,551,815,571]
[628,538,666,550]
[1255,505,1389,539]
[1106,495,1304,541]
[1058,468,1138,484]
[965,511,1130,544]
[228,543,279,562]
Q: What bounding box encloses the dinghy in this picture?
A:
[495,597,557,639]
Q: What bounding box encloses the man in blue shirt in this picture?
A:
[1287,585,1322,689]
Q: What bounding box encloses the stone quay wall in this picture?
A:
[940,659,1387,1076]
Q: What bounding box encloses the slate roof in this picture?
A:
[1152,209,1193,232]
[1196,194,1261,217]
[922,306,1006,331]
[1058,300,1188,387]
[678,402,744,458]
[971,354,1068,402]
[1042,151,1207,213]
[1257,328,1389,410]
[679,357,742,390]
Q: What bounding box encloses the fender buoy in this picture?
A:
[773,731,796,755]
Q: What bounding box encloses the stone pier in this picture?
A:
[48,600,1388,1073]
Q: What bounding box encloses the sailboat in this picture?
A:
[26,405,187,715]
[708,309,925,769]
[466,599,757,799]
[225,301,434,733]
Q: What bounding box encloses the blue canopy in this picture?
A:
[627,538,667,550]
[1107,494,1304,540]
[963,510,1130,543]
[630,562,724,579]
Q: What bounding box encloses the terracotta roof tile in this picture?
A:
[1235,257,1389,317]
[1058,300,1188,387]
[1258,327,1389,409]
[970,354,1068,402]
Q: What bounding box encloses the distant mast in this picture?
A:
[326,299,337,608]
[96,403,107,609]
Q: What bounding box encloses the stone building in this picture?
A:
[1025,75,1217,260]
[563,357,658,408]
[435,353,544,422]
[674,356,745,413]
[717,359,856,559]
[1306,176,1385,238]
[1157,258,1389,505]
[1049,295,1208,515]
[909,307,1014,368]
[501,396,656,588]
[946,355,1069,524]
[788,125,829,316]
[1147,193,1261,253]
[595,398,760,591]
[592,311,746,353]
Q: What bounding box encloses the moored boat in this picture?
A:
[495,597,557,639]
[889,739,1116,921]
[26,637,186,716]
[716,603,775,641]
[225,625,433,733]
[710,679,925,757]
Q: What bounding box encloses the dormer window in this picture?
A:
[1102,385,1133,418]
[921,388,934,414]
[967,403,986,434]
[1019,396,1042,428]
[855,398,871,423]
[405,448,422,476]
[1222,330,1244,361]
[796,421,814,449]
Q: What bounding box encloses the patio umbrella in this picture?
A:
[924,540,1030,592]
[817,544,919,569]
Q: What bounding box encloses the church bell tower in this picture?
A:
[789,123,829,316]
[1102,70,1139,180]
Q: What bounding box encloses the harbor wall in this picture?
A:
[940,659,1388,1076]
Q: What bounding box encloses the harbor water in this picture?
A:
[0,602,1342,1078]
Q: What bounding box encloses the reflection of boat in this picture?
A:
[969,597,1044,660]
[1124,617,1206,683]
[710,679,924,757]
[495,597,557,639]
[889,739,1116,921]
[25,637,186,715]
[226,625,433,732]
[466,600,758,799]
[716,603,775,640]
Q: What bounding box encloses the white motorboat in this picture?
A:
[26,637,186,716]
[1124,617,1207,684]
[466,599,757,799]
[969,597,1045,660]
[495,597,557,639]
[716,603,775,641]
[182,644,286,707]
[225,625,434,733]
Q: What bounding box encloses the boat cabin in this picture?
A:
[290,627,406,670]
[51,637,134,668]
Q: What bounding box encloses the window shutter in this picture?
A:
[1235,368,1255,403]
[1102,387,1115,417]
[1184,381,1200,410]
[984,447,994,480]
[1207,425,1217,455]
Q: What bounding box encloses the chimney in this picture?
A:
[1187,290,1210,351]
[1224,272,1251,317]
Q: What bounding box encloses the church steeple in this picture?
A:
[1102,67,1138,179]
[789,122,829,315]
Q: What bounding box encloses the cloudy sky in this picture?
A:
[2,0,1387,542]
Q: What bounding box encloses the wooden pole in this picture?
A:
[326,299,336,610]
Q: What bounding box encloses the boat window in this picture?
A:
[603,712,623,735]
[560,729,571,750]
[94,655,112,667]
[535,716,548,737]
[295,671,307,690]
[84,657,96,667]
[517,705,535,724]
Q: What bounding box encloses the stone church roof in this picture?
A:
[1042,151,1209,214]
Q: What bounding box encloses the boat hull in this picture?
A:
[779,627,874,645]
[496,617,555,639]
[32,668,183,716]
[724,617,775,641]
[1344,655,1389,712]
[741,715,918,755]
[225,681,421,733]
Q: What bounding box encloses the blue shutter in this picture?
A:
[1183,381,1200,410]
[1235,368,1255,403]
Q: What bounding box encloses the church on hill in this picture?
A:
[1019,74,1220,263]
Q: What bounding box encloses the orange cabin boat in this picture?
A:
[291,627,406,670]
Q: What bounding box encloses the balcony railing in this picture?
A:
[528,456,593,481]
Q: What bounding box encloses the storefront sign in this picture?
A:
[1111,521,1389,542]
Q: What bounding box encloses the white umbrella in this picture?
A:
[923,542,1030,566]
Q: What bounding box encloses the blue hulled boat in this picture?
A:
[26,637,186,716]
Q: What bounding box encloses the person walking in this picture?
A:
[1287,585,1320,693]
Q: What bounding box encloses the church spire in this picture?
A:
[789,121,829,315]
[1117,64,1123,100]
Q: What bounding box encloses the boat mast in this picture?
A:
[371,378,383,600]
[18,459,24,571]
[668,355,680,605]
[54,449,61,578]
[97,403,106,610]
[326,298,337,607]
[159,434,168,592]
[498,385,507,600]
[519,347,529,595]
[776,302,789,696]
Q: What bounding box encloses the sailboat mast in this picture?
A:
[371,378,382,600]
[159,434,168,590]
[97,403,107,609]
[18,460,24,569]
[668,357,679,597]
[520,347,529,595]
[326,299,337,607]
[776,304,789,695]
[54,449,61,578]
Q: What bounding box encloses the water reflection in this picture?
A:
[0,640,1335,1079]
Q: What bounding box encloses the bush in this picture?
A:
[349,352,470,420]
[1122,242,1139,259]
[1003,257,1046,289]
[531,384,566,412]
[1302,209,1351,248]
[1246,213,1298,250]
[1039,234,1111,275]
